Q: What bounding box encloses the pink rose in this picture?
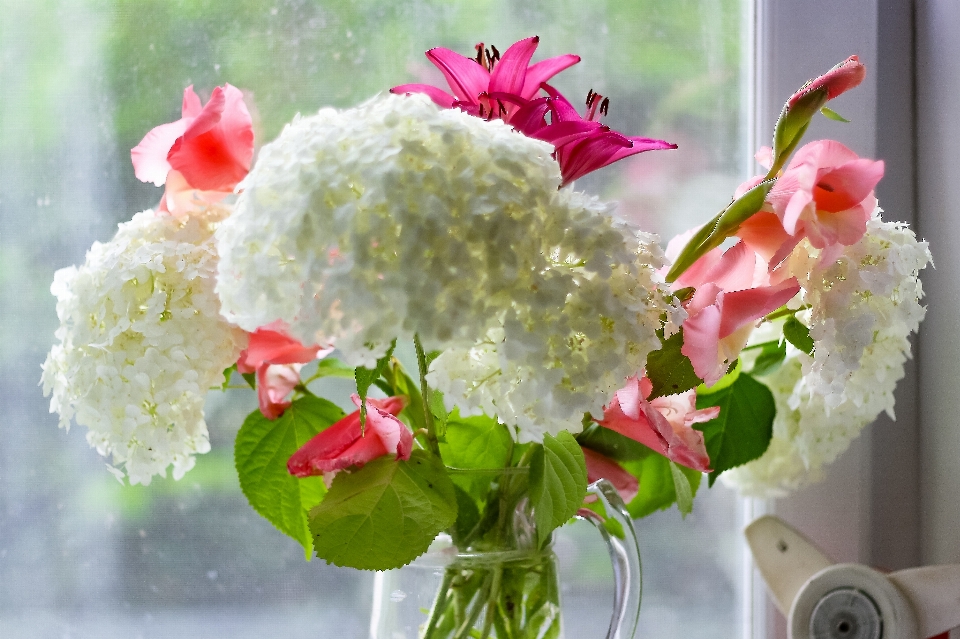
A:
[597,376,715,472]
[287,395,411,478]
[582,447,639,504]
[237,322,329,420]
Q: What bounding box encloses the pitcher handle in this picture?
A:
[577,479,642,639]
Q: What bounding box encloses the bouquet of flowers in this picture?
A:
[41,36,929,638]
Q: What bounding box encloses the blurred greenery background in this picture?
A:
[0,0,748,637]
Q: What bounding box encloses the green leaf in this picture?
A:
[429,389,448,439]
[529,432,588,547]
[750,340,787,376]
[697,358,741,395]
[312,357,356,380]
[440,410,513,470]
[220,363,237,391]
[820,105,850,122]
[783,315,815,354]
[621,454,702,518]
[669,461,693,517]
[234,396,346,559]
[576,423,651,462]
[645,329,703,398]
[308,450,457,570]
[695,372,775,486]
[450,483,481,545]
[355,340,397,428]
[242,371,256,389]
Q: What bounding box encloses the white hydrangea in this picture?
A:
[42,209,247,485]
[724,213,931,497]
[216,93,673,440]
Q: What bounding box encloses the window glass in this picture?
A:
[0,1,748,637]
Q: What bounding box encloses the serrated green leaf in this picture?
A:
[750,340,787,376]
[309,450,457,570]
[529,432,587,547]
[621,454,701,518]
[669,461,693,517]
[783,315,815,354]
[440,411,513,470]
[576,424,651,462]
[355,340,397,428]
[234,396,346,559]
[695,372,775,486]
[820,105,850,122]
[645,329,703,398]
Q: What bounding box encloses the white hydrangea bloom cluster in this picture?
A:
[216,93,673,440]
[42,210,247,485]
[724,213,931,497]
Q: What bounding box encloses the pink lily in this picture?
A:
[530,85,677,186]
[788,55,866,108]
[287,395,411,477]
[237,322,330,420]
[582,447,639,504]
[597,376,715,472]
[391,36,580,120]
[766,140,884,251]
[131,84,254,216]
[670,240,800,385]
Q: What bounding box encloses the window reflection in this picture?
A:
[0,1,747,636]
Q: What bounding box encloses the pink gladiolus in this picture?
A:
[597,376,714,472]
[788,55,866,108]
[131,84,254,216]
[582,447,639,504]
[287,395,411,477]
[237,323,329,420]
[671,240,801,385]
[391,36,580,120]
[766,140,884,250]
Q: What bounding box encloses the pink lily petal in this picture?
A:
[426,47,490,103]
[521,54,580,98]
[489,36,539,96]
[541,83,582,121]
[583,448,639,504]
[167,84,254,192]
[531,119,603,147]
[557,130,635,185]
[788,55,866,107]
[390,83,457,108]
[287,395,407,477]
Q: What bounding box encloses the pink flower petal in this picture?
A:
[521,54,580,98]
[717,278,800,339]
[168,84,254,192]
[583,448,639,503]
[788,55,866,107]
[426,47,490,103]
[390,84,457,108]
[489,36,539,96]
[131,120,189,187]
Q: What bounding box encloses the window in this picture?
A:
[1,1,773,637]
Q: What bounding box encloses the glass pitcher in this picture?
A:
[370,472,642,639]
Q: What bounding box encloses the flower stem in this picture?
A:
[414,334,442,459]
